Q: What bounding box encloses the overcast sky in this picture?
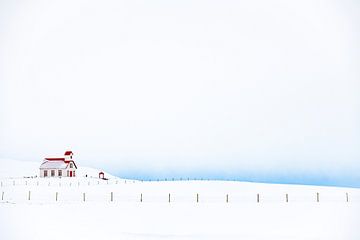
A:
[0,0,359,186]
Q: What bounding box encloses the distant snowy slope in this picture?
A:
[0,159,39,178]
[76,166,117,179]
[0,159,116,179]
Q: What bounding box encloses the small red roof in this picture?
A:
[64,151,73,156]
[45,158,65,161]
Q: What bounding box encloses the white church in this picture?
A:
[39,151,78,177]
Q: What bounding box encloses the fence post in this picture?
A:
[28,191,31,201]
[257,193,260,203]
[346,192,349,202]
[197,193,199,203]
[111,192,113,202]
[168,193,171,203]
[1,191,4,200]
[140,193,143,202]
[56,192,58,201]
[286,193,288,203]
[316,192,319,202]
[83,193,86,202]
[26,181,27,186]
[226,194,229,203]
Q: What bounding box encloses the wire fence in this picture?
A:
[1,178,359,204]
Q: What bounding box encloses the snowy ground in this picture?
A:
[0,160,359,240]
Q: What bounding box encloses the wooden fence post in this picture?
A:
[111,192,113,202]
[140,193,143,202]
[257,193,260,203]
[346,192,349,202]
[83,193,86,202]
[286,193,289,203]
[1,191,4,200]
[168,193,171,203]
[197,193,199,203]
[28,191,31,201]
[56,192,58,201]
[316,192,319,202]
[226,194,229,203]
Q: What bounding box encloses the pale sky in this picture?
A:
[0,0,359,186]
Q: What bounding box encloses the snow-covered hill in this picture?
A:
[0,159,39,178]
[0,158,359,240]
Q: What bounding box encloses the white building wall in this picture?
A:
[64,153,73,161]
[39,160,77,177]
[40,169,68,177]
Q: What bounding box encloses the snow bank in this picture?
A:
[0,158,360,240]
[0,159,39,178]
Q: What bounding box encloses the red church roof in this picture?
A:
[64,151,73,156]
[43,151,77,169]
[45,158,65,161]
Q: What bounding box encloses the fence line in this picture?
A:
[0,178,133,187]
[0,191,357,204]
[1,178,358,204]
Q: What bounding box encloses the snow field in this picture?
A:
[1,159,359,240]
[1,200,359,240]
